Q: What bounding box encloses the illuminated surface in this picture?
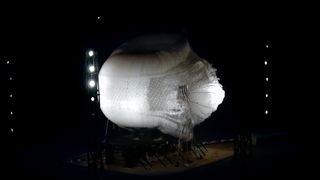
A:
[99,35,225,140]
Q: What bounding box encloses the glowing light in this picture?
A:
[9,77,13,80]
[266,77,269,82]
[88,50,94,57]
[266,44,269,48]
[88,65,95,72]
[10,111,13,115]
[88,80,95,88]
[10,128,13,132]
[266,93,268,98]
[91,97,95,101]
[97,16,101,19]
[9,94,13,98]
[264,60,268,65]
[265,110,268,115]
[7,60,10,64]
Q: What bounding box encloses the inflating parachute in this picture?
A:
[99,34,225,140]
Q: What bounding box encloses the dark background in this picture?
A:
[1,9,311,179]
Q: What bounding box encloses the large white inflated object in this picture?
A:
[99,34,225,140]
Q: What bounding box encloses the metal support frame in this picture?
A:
[85,49,106,170]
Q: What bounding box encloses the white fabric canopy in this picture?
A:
[99,34,225,140]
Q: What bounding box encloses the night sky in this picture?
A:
[1,10,310,179]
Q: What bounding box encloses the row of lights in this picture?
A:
[88,50,96,91]
[87,17,103,105]
[86,50,99,104]
[265,44,270,116]
[6,59,14,133]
